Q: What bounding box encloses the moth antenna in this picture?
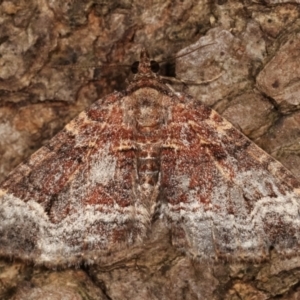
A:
[157,42,222,85]
[157,42,216,64]
[51,63,131,70]
[50,62,132,82]
[160,72,223,86]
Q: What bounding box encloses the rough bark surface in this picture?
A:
[1,0,300,299]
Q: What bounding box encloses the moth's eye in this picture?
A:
[131,61,139,74]
[150,60,160,73]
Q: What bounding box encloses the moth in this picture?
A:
[1,48,300,266]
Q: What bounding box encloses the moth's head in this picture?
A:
[131,48,160,76]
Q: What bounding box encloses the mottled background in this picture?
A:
[1,0,300,299]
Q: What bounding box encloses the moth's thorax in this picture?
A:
[133,87,164,130]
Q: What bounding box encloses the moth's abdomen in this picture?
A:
[136,143,161,186]
[134,140,162,219]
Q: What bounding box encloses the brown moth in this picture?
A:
[0,49,300,266]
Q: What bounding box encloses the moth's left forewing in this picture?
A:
[0,92,145,266]
[162,96,300,260]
